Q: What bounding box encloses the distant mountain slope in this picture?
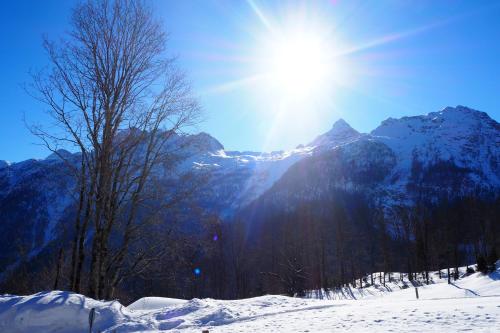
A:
[0,157,74,270]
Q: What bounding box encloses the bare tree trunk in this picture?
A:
[53,248,64,290]
[74,192,92,293]
[69,173,85,291]
[88,232,102,298]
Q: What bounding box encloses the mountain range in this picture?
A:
[0,105,499,272]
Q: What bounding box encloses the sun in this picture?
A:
[264,31,333,99]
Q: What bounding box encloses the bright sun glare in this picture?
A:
[201,0,453,151]
[269,33,330,97]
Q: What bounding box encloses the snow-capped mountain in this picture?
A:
[0,106,498,270]
[371,105,500,196]
[241,106,499,220]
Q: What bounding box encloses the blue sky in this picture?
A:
[1,0,499,162]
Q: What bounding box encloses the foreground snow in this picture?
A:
[1,267,499,332]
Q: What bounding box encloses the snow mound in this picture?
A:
[127,296,187,311]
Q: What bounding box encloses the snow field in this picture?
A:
[0,265,499,332]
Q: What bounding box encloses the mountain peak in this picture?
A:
[441,105,466,111]
[435,105,494,122]
[45,149,74,161]
[331,118,351,130]
[309,118,360,148]
[371,105,499,144]
[187,132,224,152]
[438,105,477,116]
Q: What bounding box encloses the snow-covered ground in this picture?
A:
[1,265,499,332]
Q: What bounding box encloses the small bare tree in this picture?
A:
[30,0,200,299]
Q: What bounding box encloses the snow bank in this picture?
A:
[0,291,130,333]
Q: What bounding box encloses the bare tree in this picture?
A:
[29,0,200,299]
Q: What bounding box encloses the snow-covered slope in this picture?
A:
[183,116,362,213]
[1,264,499,332]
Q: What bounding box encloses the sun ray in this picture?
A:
[201,74,266,96]
[246,0,274,33]
[335,21,448,57]
[334,4,497,58]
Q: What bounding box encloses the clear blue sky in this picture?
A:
[1,0,499,162]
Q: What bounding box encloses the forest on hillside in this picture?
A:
[2,191,498,303]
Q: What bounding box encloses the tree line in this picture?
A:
[187,192,499,299]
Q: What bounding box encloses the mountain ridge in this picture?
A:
[2,105,497,164]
